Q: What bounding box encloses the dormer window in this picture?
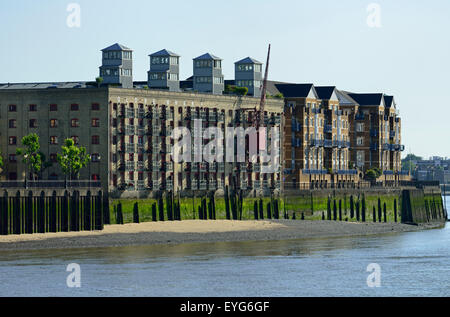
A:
[152,57,169,64]
[237,64,253,71]
[195,60,212,68]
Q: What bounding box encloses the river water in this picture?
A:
[0,199,449,297]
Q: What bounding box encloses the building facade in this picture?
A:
[0,43,407,195]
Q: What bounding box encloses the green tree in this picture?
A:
[365,169,377,181]
[95,76,103,88]
[57,139,91,180]
[402,153,422,172]
[234,86,248,96]
[0,151,3,174]
[16,133,51,180]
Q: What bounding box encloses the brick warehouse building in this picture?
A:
[0,43,406,197]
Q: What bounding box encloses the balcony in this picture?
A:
[125,109,135,119]
[199,181,207,191]
[390,131,395,138]
[337,170,358,175]
[302,169,327,175]
[395,144,405,152]
[370,142,378,151]
[310,139,323,147]
[126,144,136,153]
[382,143,390,151]
[324,125,333,133]
[324,139,333,148]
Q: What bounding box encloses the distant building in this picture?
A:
[147,49,180,91]
[99,43,133,89]
[415,157,450,184]
[193,53,224,95]
[234,57,263,97]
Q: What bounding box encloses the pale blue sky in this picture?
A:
[1,0,449,158]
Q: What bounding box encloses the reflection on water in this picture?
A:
[0,199,449,297]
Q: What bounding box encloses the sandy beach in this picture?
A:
[0,220,444,251]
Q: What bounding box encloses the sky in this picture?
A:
[1,0,449,159]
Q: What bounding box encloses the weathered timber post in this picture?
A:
[133,202,140,223]
[267,202,272,219]
[152,203,157,222]
[394,199,398,223]
[333,199,337,221]
[378,198,382,223]
[225,186,231,220]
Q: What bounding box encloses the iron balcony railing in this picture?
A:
[336,170,358,175]
[324,139,333,148]
[302,169,328,175]
[0,180,102,189]
[370,142,378,151]
[370,129,378,137]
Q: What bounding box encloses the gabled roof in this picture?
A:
[315,86,336,100]
[335,90,359,106]
[345,92,385,106]
[149,49,180,57]
[101,43,132,52]
[235,57,262,65]
[274,83,315,98]
[193,53,222,60]
[383,95,395,108]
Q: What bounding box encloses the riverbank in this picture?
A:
[0,220,445,251]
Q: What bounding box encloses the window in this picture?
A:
[9,154,17,162]
[49,104,57,111]
[195,60,212,68]
[29,104,37,112]
[151,57,169,65]
[92,118,100,127]
[50,136,58,145]
[91,103,100,111]
[50,154,58,163]
[356,123,364,132]
[71,119,80,127]
[8,172,17,180]
[121,69,132,76]
[9,136,16,145]
[149,72,166,80]
[29,119,38,128]
[71,136,79,145]
[237,64,254,72]
[9,119,16,128]
[50,119,58,128]
[8,105,17,112]
[92,135,100,145]
[49,173,58,180]
[91,153,100,162]
[71,104,79,111]
[357,137,364,146]
[91,174,100,181]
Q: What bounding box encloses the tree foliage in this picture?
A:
[16,133,51,179]
[0,151,3,174]
[57,138,91,179]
